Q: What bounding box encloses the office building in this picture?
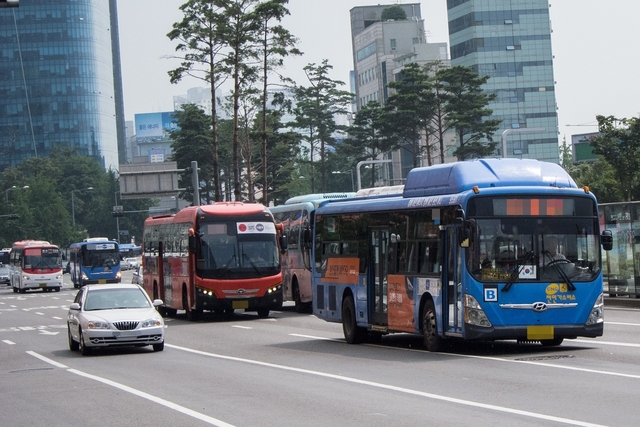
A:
[0,0,125,172]
[447,0,559,162]
[350,3,454,183]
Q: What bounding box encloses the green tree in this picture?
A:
[253,0,301,204]
[381,5,407,21]
[291,60,353,192]
[560,135,573,169]
[567,160,622,203]
[437,66,501,160]
[589,115,640,201]
[170,104,215,203]
[168,0,228,201]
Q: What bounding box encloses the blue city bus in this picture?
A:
[311,159,613,351]
[271,193,355,312]
[69,238,121,288]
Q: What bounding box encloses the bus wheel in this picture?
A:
[540,337,564,347]
[19,288,26,294]
[293,282,303,313]
[422,299,444,352]
[342,294,366,344]
[183,286,199,321]
[12,287,17,293]
[257,308,269,318]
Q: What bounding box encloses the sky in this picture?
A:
[116,0,640,143]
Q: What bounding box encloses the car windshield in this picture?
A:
[84,288,150,311]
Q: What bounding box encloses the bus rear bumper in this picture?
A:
[463,322,604,341]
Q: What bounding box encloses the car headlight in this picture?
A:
[141,318,163,328]
[87,320,111,329]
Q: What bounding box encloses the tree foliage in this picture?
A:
[381,5,407,21]
[437,66,501,160]
[589,115,640,201]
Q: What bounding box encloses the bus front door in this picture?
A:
[369,228,389,326]
[442,225,463,334]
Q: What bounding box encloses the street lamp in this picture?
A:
[71,187,93,228]
[332,170,355,192]
[5,185,29,203]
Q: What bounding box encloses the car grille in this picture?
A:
[113,321,139,330]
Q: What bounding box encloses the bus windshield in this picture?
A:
[82,247,119,268]
[24,248,62,270]
[470,216,601,283]
[197,221,280,279]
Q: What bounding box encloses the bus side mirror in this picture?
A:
[188,235,197,254]
[302,228,312,249]
[279,235,288,254]
[601,229,613,251]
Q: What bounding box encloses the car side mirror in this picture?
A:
[69,302,81,311]
[153,299,163,307]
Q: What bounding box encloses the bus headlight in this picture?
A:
[116,271,122,279]
[267,284,282,294]
[81,272,88,280]
[464,294,492,327]
[585,293,604,325]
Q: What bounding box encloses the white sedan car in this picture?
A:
[67,283,164,355]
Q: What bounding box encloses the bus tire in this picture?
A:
[257,308,269,318]
[293,280,303,312]
[342,294,366,344]
[183,286,199,321]
[422,299,444,352]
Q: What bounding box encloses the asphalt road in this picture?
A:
[2,271,640,427]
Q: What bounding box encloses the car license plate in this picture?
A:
[232,300,249,309]
[39,283,46,288]
[98,279,106,284]
[113,331,137,338]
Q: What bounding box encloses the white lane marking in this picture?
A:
[26,351,67,368]
[572,339,640,348]
[605,321,640,327]
[290,333,340,341]
[52,316,62,320]
[35,312,44,316]
[231,325,252,330]
[26,351,236,427]
[292,334,640,381]
[2,340,15,345]
[166,343,606,427]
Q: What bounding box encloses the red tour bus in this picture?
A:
[142,202,287,320]
[10,240,63,293]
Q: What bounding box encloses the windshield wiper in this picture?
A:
[542,251,576,291]
[502,251,534,292]
[242,253,262,275]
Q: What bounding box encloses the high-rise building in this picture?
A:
[0,0,125,172]
[350,3,454,183]
[447,0,559,163]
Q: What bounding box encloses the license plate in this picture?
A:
[232,300,249,309]
[98,279,106,284]
[527,325,554,340]
[39,283,46,288]
[113,331,137,338]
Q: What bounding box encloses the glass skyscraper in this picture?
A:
[447,0,559,163]
[0,0,125,172]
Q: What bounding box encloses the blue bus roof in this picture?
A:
[402,158,577,198]
[284,193,356,205]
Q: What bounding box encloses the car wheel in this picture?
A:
[68,326,79,351]
[152,341,164,352]
[78,329,92,356]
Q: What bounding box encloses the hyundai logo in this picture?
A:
[237,289,246,294]
[532,302,548,312]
